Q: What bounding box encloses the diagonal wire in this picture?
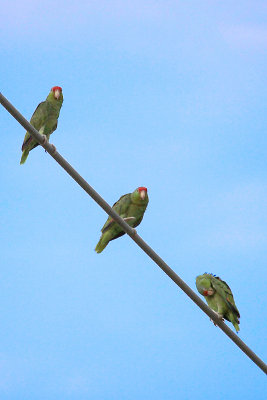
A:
[1,92,266,374]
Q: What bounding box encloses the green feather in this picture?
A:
[95,188,149,253]
[20,149,30,165]
[196,273,240,332]
[20,87,63,164]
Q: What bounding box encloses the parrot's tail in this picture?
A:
[229,314,240,333]
[95,234,109,253]
[233,322,240,333]
[20,150,29,165]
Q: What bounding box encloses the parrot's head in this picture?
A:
[51,86,63,100]
[131,187,149,204]
[196,274,214,297]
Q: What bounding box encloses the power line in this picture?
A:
[1,91,266,375]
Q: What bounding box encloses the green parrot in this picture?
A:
[95,187,149,253]
[20,86,63,164]
[196,273,240,332]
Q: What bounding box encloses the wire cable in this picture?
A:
[1,92,266,374]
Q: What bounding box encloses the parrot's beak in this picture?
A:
[54,89,61,100]
[140,190,146,200]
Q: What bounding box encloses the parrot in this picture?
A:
[196,273,240,332]
[95,187,149,253]
[20,86,63,164]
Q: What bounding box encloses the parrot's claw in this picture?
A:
[41,135,49,152]
[210,318,217,326]
[131,228,137,236]
[210,313,224,327]
[41,135,48,145]
[123,217,136,222]
[216,313,224,322]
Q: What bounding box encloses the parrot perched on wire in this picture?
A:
[95,187,149,253]
[196,273,240,332]
[20,86,63,164]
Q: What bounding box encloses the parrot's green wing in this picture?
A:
[131,212,144,228]
[21,100,59,151]
[30,102,48,129]
[21,134,39,152]
[31,101,59,134]
[101,194,131,233]
[95,188,148,253]
[20,88,63,164]
[21,102,47,151]
[211,276,240,318]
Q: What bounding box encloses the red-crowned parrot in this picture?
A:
[95,187,149,253]
[196,273,240,332]
[20,86,63,164]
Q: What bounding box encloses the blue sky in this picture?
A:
[1,1,266,398]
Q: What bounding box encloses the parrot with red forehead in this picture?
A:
[196,273,240,332]
[95,187,149,253]
[20,86,63,164]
